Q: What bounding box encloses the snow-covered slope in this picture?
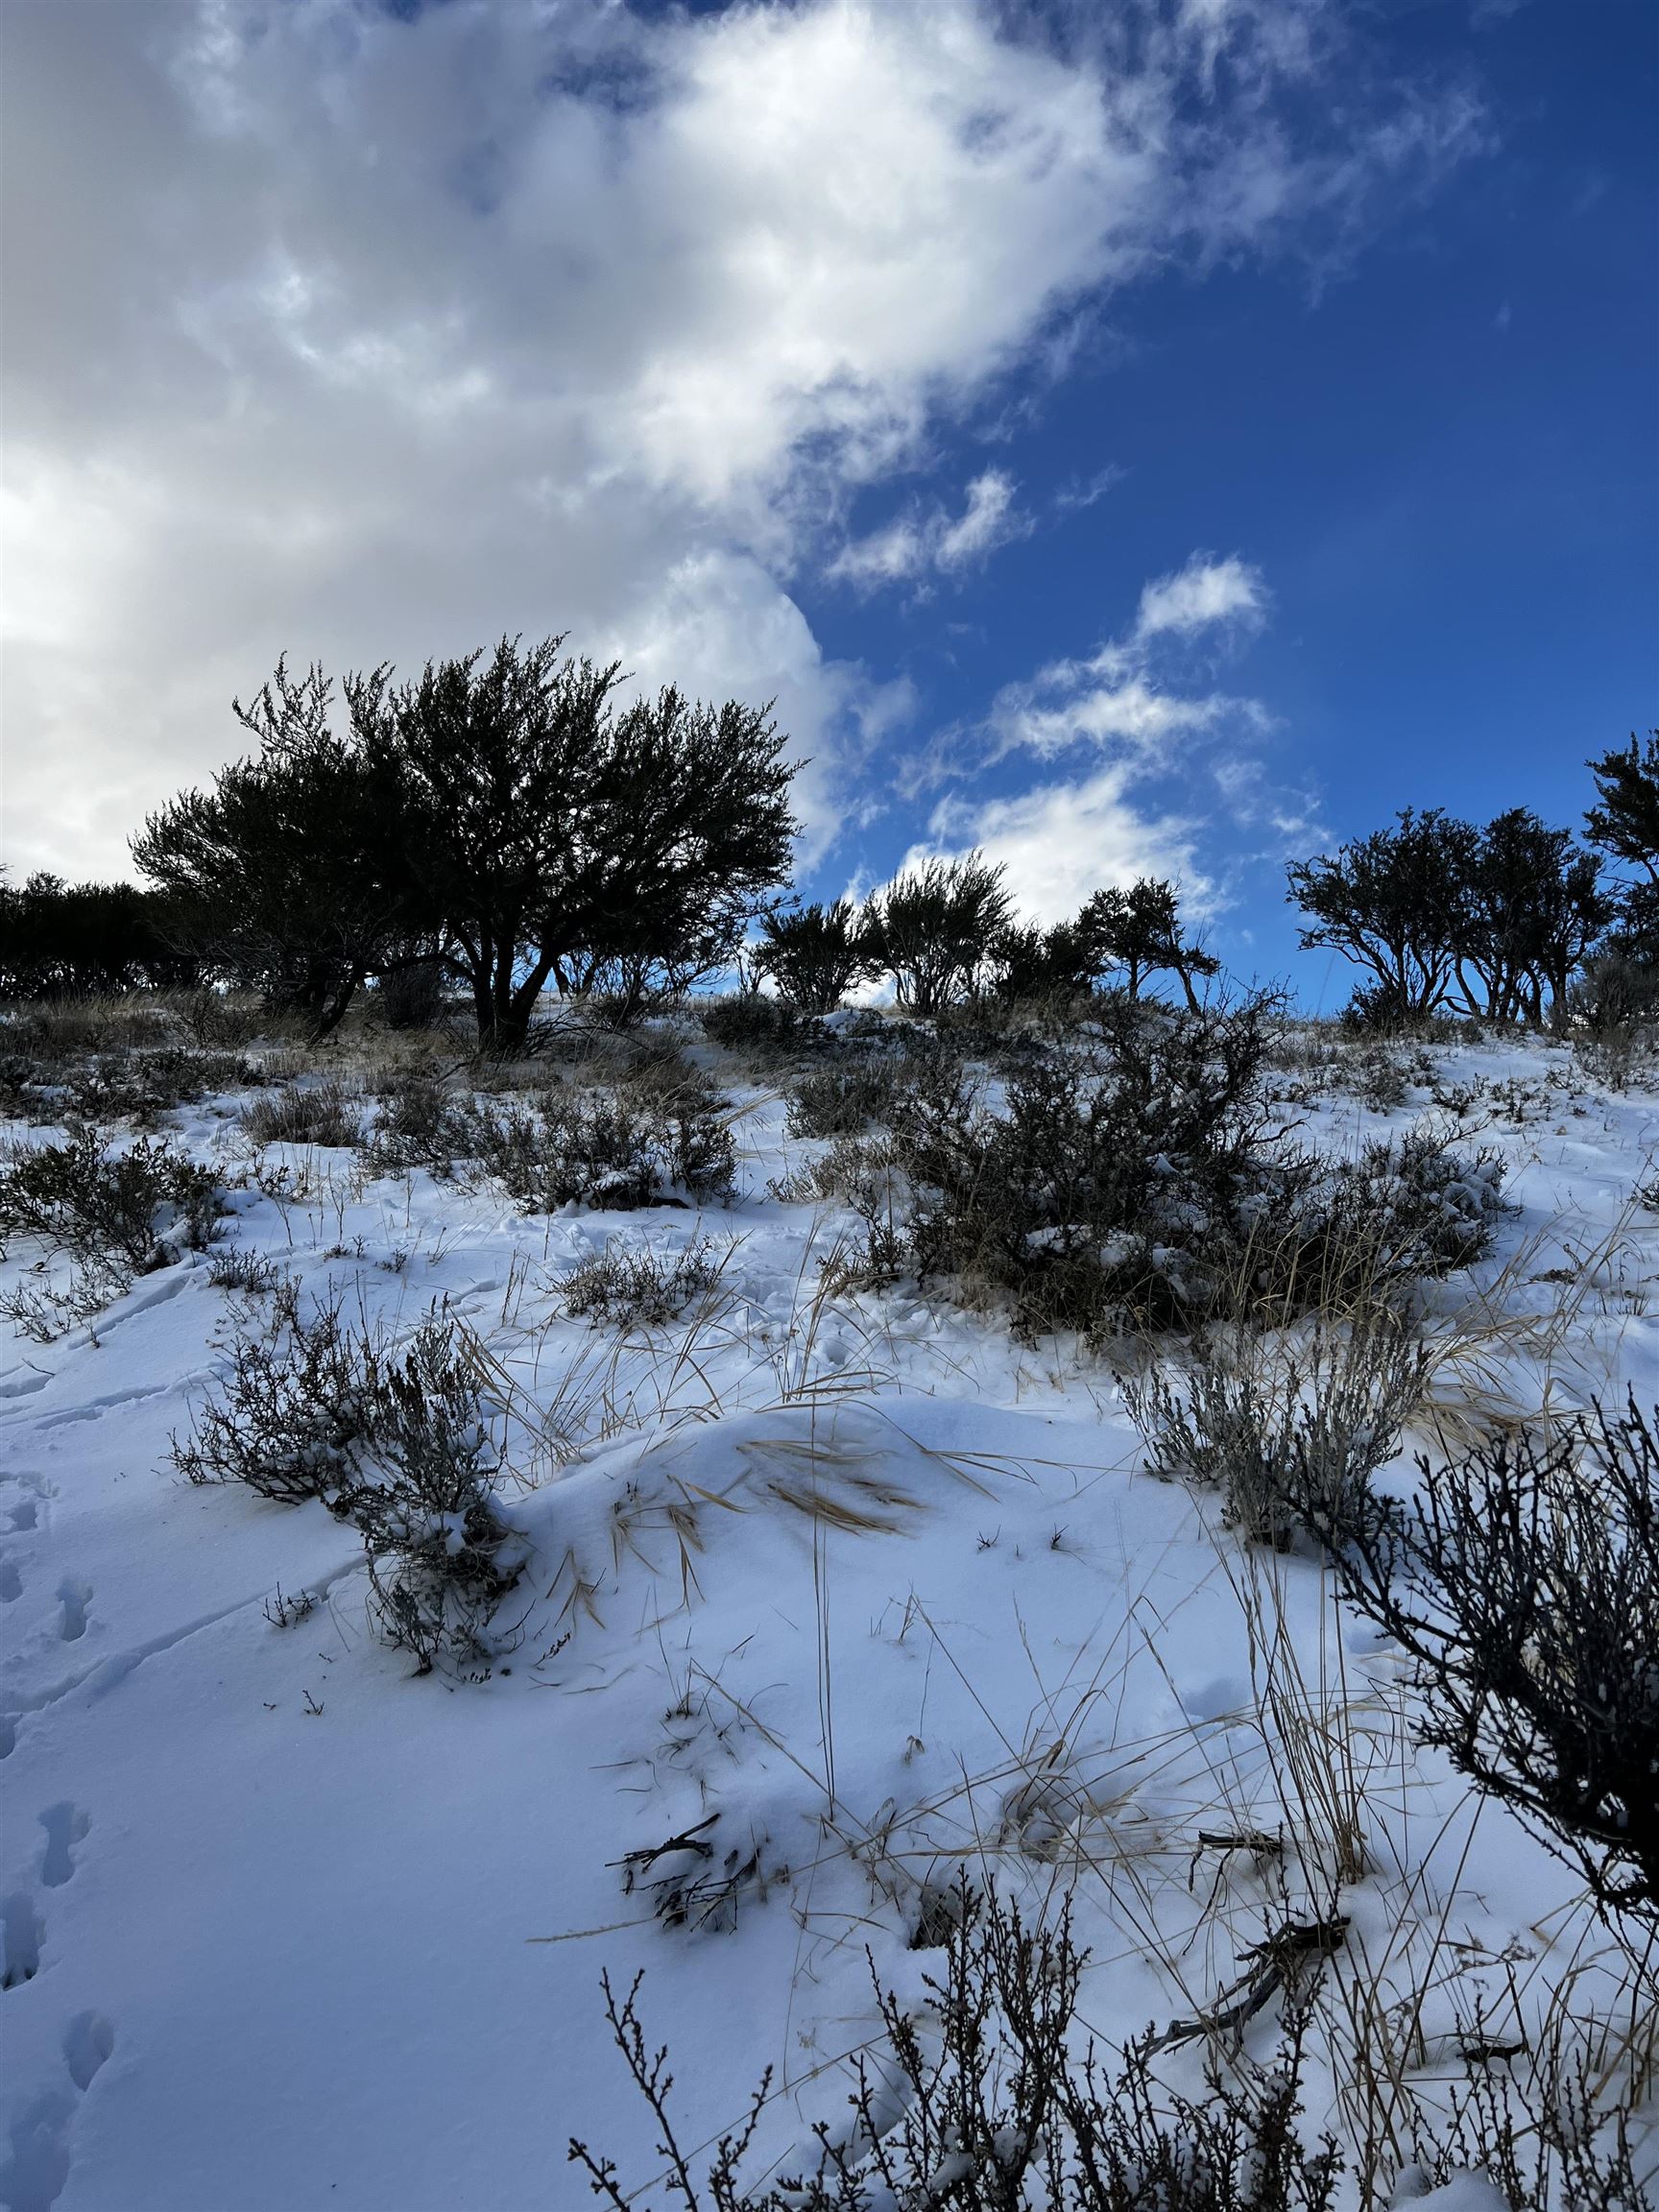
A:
[1,1031,1654,2210]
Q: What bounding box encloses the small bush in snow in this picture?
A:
[0,1124,223,1272]
[240,1078,365,1149]
[698,992,800,1058]
[1122,1309,1430,1549]
[174,1285,520,1674]
[359,1069,467,1178]
[783,1062,901,1139]
[570,1879,1343,2209]
[554,1237,721,1329]
[458,1080,734,1211]
[1310,1395,1659,1931]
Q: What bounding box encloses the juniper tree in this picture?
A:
[132,660,410,1037]
[373,638,796,1052]
[1076,877,1219,1009]
[754,900,881,1014]
[869,854,1013,1014]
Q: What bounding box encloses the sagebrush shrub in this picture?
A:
[241,1079,365,1148]
[783,1063,899,1139]
[1310,1395,1659,1928]
[458,1080,734,1211]
[555,1237,720,1328]
[174,1286,520,1674]
[360,1070,467,1177]
[570,1880,1343,2209]
[699,993,800,1057]
[1122,1309,1430,1547]
[0,1124,223,1271]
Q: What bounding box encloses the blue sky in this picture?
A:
[3,0,1654,1001]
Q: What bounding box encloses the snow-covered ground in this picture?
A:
[0,1021,1654,2210]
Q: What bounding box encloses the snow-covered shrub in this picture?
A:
[783,1062,900,1139]
[352,1318,521,1676]
[174,1287,520,1675]
[554,1237,721,1329]
[0,1123,223,1271]
[240,1078,364,1148]
[871,995,1288,1338]
[173,1281,373,1505]
[1122,1310,1430,1548]
[570,1880,1344,2209]
[1310,1395,1659,1930]
[699,992,800,1058]
[458,1080,734,1211]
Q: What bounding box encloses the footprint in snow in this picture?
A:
[55,1584,91,1645]
[38,1806,88,1891]
[1,1892,43,1990]
[0,2018,118,2212]
[0,1563,21,1603]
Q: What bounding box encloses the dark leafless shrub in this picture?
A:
[569,1879,1343,2209]
[1309,1395,1659,1928]
[0,1124,223,1271]
[1123,1309,1429,1548]
[784,1063,902,1139]
[555,1237,721,1329]
[458,1079,735,1211]
[173,1286,520,1674]
[240,1079,365,1148]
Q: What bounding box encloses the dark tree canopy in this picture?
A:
[132,660,411,1037]
[0,874,198,998]
[375,640,796,1050]
[132,636,797,1049]
[755,900,881,1014]
[869,854,1014,1015]
[1074,878,1219,1009]
[1585,731,1659,885]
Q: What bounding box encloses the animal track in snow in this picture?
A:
[0,1563,21,1603]
[8,1500,38,1533]
[61,2014,114,2094]
[55,1584,91,1644]
[1,1892,43,1989]
[38,1806,87,1891]
[0,2021,116,2212]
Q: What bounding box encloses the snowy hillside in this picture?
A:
[0,1008,1654,2211]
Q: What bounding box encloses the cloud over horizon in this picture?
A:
[2,0,1489,891]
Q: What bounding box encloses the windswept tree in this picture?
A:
[1452,808,1607,1030]
[373,638,797,1052]
[1586,731,1659,970]
[1286,808,1479,1023]
[132,660,411,1037]
[869,854,1013,1015]
[1075,878,1219,1009]
[754,899,880,1014]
